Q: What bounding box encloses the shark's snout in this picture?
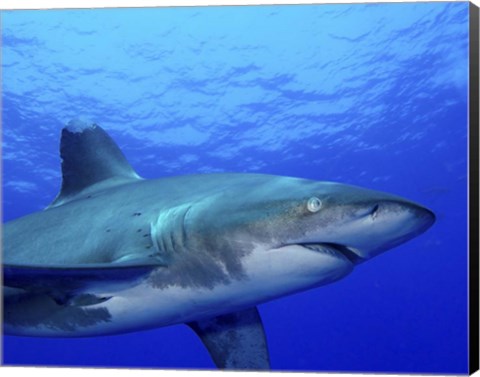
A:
[323,199,436,263]
[376,200,435,232]
[408,202,436,230]
[362,200,435,229]
[281,183,436,266]
[374,200,436,248]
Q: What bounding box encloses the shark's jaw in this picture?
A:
[300,243,365,264]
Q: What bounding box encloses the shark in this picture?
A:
[2,120,435,370]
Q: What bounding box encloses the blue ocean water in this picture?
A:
[1,2,470,374]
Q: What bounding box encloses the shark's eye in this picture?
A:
[307,197,322,213]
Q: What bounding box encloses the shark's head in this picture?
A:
[267,180,435,264]
[188,175,435,265]
[152,174,435,301]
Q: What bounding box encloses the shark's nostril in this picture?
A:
[370,204,379,219]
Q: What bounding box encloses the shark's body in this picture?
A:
[3,121,435,369]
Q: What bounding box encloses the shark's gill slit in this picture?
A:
[180,205,192,250]
[150,220,162,255]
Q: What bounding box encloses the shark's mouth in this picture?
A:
[301,243,364,264]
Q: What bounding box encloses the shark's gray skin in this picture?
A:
[3,120,435,370]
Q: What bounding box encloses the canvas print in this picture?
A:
[1,1,477,374]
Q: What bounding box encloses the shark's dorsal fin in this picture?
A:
[48,120,141,208]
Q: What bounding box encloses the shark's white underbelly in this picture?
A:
[4,246,353,337]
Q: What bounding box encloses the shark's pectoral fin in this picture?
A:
[3,263,158,305]
[187,307,270,370]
